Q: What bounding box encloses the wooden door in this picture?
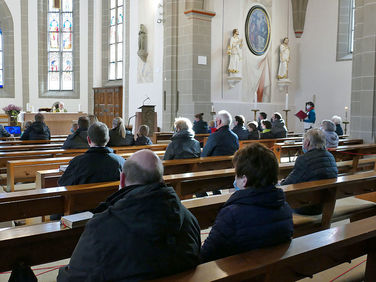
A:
[93,86,123,128]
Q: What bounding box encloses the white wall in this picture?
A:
[289,0,352,132]
[128,0,164,131]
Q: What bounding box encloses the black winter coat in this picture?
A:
[200,185,293,262]
[271,119,287,138]
[20,121,50,140]
[62,128,89,149]
[164,130,201,160]
[280,149,338,215]
[57,182,201,281]
[202,125,239,157]
[248,130,260,140]
[134,135,153,146]
[232,124,249,140]
[193,120,208,134]
[335,124,344,136]
[108,128,135,146]
[58,147,125,186]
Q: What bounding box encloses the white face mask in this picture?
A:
[306,105,311,110]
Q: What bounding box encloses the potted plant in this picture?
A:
[3,104,22,126]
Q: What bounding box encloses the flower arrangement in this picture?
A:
[3,104,22,117]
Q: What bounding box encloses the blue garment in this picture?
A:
[164,130,201,160]
[134,135,153,146]
[335,124,344,136]
[303,109,316,124]
[62,128,89,149]
[201,125,239,157]
[280,148,338,215]
[20,121,51,140]
[200,185,293,262]
[193,120,209,134]
[232,124,249,140]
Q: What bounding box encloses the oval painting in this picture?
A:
[245,5,271,56]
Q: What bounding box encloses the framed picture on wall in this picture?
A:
[245,5,271,56]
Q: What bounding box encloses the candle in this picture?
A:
[254,92,258,109]
[26,103,30,112]
[211,106,214,112]
[345,106,348,121]
[78,104,81,112]
[31,106,34,113]
[285,93,289,110]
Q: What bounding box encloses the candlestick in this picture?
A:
[251,109,260,121]
[283,109,291,130]
[285,93,289,110]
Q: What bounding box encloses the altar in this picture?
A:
[24,112,87,135]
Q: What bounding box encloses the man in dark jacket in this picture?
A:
[62,116,90,149]
[202,110,239,157]
[271,112,287,138]
[280,128,338,215]
[200,143,293,262]
[58,122,125,186]
[20,113,50,140]
[57,149,201,281]
[164,117,201,160]
[232,115,249,140]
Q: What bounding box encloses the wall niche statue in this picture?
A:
[277,37,290,80]
[227,28,243,88]
[137,24,148,62]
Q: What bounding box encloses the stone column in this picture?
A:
[350,0,376,142]
[162,0,215,130]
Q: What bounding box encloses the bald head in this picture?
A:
[121,150,164,187]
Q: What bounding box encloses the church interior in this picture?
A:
[0,0,376,281]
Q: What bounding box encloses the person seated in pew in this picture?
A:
[58,122,125,186]
[257,112,267,132]
[193,113,209,134]
[208,120,217,133]
[200,143,293,263]
[332,115,344,136]
[88,114,98,126]
[164,117,201,160]
[321,120,339,148]
[20,120,32,138]
[70,121,78,133]
[134,124,153,145]
[20,113,51,140]
[247,121,260,140]
[271,112,288,138]
[260,120,274,139]
[0,124,11,137]
[108,117,135,146]
[232,115,249,140]
[57,149,201,281]
[280,128,338,215]
[62,116,90,149]
[200,110,239,197]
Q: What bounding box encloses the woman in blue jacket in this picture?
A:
[200,143,293,262]
[303,101,316,131]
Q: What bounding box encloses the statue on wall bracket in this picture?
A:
[137,24,148,62]
[277,37,292,91]
[227,28,243,88]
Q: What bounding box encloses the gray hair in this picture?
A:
[304,128,326,150]
[321,120,336,132]
[174,117,193,133]
[88,122,110,146]
[331,115,342,125]
[123,154,163,185]
[217,110,232,126]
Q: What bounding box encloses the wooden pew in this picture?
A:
[152,132,210,144]
[0,135,68,141]
[155,216,376,281]
[0,139,66,145]
[0,143,64,152]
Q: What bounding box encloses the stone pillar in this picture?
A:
[350,0,376,142]
[162,0,215,130]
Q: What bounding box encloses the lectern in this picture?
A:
[135,105,157,136]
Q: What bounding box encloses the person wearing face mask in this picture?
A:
[302,101,316,131]
[271,112,287,138]
[257,112,267,132]
[280,128,338,215]
[200,143,293,263]
[260,120,274,139]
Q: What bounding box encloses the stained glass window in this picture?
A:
[48,0,73,91]
[109,0,123,80]
[0,29,3,88]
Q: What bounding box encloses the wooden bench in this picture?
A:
[155,216,376,281]
[152,132,210,144]
[0,143,65,152]
[0,139,67,145]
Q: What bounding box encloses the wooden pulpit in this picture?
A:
[135,105,157,137]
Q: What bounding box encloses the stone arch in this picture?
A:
[0,0,15,98]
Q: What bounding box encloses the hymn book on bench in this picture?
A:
[61,211,93,228]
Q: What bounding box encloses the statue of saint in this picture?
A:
[137,24,148,62]
[277,37,290,80]
[227,29,243,75]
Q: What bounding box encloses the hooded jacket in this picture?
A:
[57,182,201,281]
[164,130,201,160]
[62,128,89,149]
[232,124,249,140]
[200,185,293,262]
[271,119,288,138]
[20,121,50,140]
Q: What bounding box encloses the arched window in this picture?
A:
[109,0,123,80]
[0,28,3,88]
[47,0,74,91]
